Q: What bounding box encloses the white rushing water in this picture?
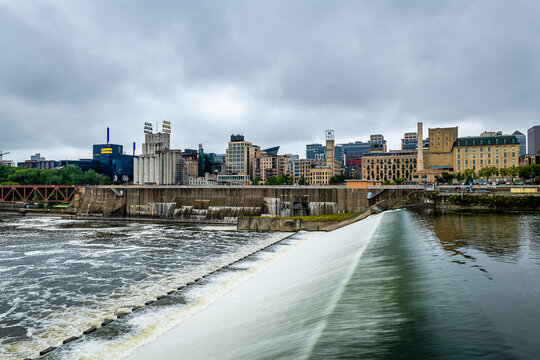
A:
[122,213,383,360]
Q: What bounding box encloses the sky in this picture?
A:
[1,0,539,163]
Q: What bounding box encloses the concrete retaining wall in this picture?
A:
[77,185,427,222]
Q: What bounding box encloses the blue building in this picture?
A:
[512,130,526,156]
[92,144,135,180]
[198,145,226,176]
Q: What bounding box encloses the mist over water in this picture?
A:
[1,210,540,360]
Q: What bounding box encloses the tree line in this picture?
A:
[0,165,111,185]
[250,174,350,185]
[436,164,540,185]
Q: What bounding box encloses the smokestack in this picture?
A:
[133,142,136,156]
[417,122,424,171]
[107,127,110,144]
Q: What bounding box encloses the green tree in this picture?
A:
[287,175,294,185]
[251,177,261,185]
[298,175,306,185]
[394,177,408,185]
[275,175,287,185]
[265,176,277,185]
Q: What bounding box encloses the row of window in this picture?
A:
[458,152,515,159]
[366,158,417,164]
[456,158,516,165]
[457,146,516,152]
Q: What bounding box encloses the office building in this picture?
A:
[512,131,526,157]
[18,154,59,169]
[285,159,324,182]
[306,143,326,160]
[226,134,259,177]
[401,132,429,150]
[527,126,540,154]
[252,151,290,182]
[369,134,387,152]
[93,143,135,180]
[453,135,519,172]
[306,143,343,163]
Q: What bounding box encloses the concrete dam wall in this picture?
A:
[77,186,428,222]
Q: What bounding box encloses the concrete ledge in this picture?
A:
[238,216,354,232]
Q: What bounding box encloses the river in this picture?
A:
[1,210,539,359]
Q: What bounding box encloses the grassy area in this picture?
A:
[272,212,359,222]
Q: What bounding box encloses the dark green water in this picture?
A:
[310,210,540,360]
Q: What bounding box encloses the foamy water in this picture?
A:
[0,216,291,360]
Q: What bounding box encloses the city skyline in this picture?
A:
[2,1,540,162]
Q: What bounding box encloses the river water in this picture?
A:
[1,210,539,359]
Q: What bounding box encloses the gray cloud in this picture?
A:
[0,0,539,162]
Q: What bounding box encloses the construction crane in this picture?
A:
[0,150,10,161]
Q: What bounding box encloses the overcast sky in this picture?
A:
[1,0,539,163]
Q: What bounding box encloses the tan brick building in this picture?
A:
[453,135,519,172]
[361,151,418,182]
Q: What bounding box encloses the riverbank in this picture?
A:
[435,193,540,210]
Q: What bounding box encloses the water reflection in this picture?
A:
[422,210,524,263]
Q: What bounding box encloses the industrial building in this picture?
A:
[133,121,189,185]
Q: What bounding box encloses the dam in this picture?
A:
[75,185,428,222]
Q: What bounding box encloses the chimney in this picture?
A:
[417,122,424,171]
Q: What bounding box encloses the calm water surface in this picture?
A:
[310,210,540,359]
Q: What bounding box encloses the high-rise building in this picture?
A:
[226,134,258,177]
[369,134,387,152]
[306,143,325,160]
[401,132,418,150]
[512,131,526,157]
[401,132,428,150]
[306,143,343,163]
[527,126,540,154]
[30,153,45,162]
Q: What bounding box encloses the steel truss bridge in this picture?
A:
[0,185,79,203]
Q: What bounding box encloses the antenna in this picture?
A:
[133,142,136,156]
[107,127,110,144]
